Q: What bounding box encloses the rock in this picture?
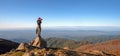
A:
[22,52,34,56]
[54,50,67,56]
[29,36,46,48]
[16,42,29,51]
[84,50,104,55]
[63,46,70,50]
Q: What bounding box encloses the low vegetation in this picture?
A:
[46,37,91,49]
[75,39,120,56]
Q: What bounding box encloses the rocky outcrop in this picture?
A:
[29,36,46,48]
[16,42,29,51]
[16,17,46,49]
[63,46,70,50]
[22,52,34,56]
[1,47,80,56]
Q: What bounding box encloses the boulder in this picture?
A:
[29,36,46,48]
[22,52,34,56]
[16,42,29,51]
[63,46,70,50]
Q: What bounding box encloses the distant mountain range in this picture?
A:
[1,27,120,43]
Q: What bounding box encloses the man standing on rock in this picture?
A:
[36,17,42,37]
[18,17,46,49]
[29,17,46,48]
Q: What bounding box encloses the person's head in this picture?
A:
[37,17,42,24]
[38,17,42,21]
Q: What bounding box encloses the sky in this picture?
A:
[0,0,120,29]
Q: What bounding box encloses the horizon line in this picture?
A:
[0,26,120,30]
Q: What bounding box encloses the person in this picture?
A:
[36,17,42,37]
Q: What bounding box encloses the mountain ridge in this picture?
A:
[0,38,19,54]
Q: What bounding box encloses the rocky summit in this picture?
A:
[16,42,29,51]
[29,36,46,48]
[28,17,47,48]
[1,47,80,56]
[17,17,47,49]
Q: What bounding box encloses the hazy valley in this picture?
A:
[0,26,120,43]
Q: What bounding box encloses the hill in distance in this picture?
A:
[0,38,19,54]
[46,37,91,49]
[75,39,120,56]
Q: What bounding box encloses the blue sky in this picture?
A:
[0,0,120,29]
